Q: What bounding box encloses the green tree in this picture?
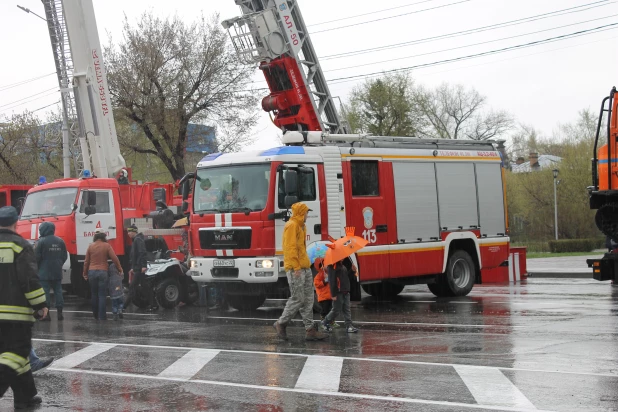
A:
[343,73,423,136]
[105,12,259,181]
[506,109,600,241]
[0,111,62,184]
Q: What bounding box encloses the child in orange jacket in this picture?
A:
[313,258,333,325]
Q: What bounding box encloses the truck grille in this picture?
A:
[211,268,239,278]
[199,228,252,250]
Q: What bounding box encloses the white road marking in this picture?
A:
[51,309,156,317]
[52,343,116,369]
[158,348,220,380]
[47,367,549,412]
[204,316,511,329]
[295,356,343,392]
[454,365,537,410]
[34,338,618,378]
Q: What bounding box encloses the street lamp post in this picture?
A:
[553,169,559,240]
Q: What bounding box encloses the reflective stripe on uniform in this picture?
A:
[0,313,35,322]
[0,305,34,315]
[24,288,46,306]
[0,305,35,322]
[0,242,23,253]
[0,352,31,375]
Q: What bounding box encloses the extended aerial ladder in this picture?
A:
[42,0,125,178]
[222,0,346,134]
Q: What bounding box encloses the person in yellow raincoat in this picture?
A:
[273,203,326,341]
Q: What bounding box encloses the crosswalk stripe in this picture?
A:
[47,367,553,411]
[158,349,220,380]
[52,343,116,369]
[294,356,344,392]
[454,365,537,410]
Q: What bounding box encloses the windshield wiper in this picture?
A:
[228,207,253,214]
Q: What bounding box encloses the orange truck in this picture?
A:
[587,87,618,281]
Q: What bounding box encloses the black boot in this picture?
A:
[57,308,64,321]
[14,395,42,409]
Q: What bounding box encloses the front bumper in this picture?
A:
[188,257,284,283]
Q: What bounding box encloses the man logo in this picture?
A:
[215,234,233,241]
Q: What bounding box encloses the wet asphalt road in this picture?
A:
[1,278,617,412]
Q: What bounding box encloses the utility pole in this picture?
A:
[553,169,559,240]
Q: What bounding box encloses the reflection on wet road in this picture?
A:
[2,279,617,411]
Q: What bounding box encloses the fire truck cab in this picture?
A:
[187,132,510,310]
[16,177,181,296]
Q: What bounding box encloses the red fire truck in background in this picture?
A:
[14,0,189,302]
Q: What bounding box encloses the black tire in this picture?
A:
[156,278,182,309]
[70,260,90,299]
[183,280,199,305]
[225,293,266,311]
[313,292,321,313]
[427,281,449,297]
[130,293,151,309]
[443,250,476,297]
[349,272,362,301]
[361,282,404,298]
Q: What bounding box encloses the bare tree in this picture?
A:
[415,83,513,140]
[105,12,259,181]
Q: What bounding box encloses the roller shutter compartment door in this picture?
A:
[435,163,479,231]
[475,163,506,237]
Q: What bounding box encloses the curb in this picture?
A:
[526,271,592,279]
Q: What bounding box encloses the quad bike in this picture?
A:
[130,249,199,309]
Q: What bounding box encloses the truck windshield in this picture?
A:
[194,164,271,213]
[20,188,78,219]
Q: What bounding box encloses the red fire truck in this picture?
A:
[14,0,187,299]
[184,132,509,310]
[180,0,510,310]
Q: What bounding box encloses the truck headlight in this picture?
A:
[256,259,273,269]
[190,259,198,268]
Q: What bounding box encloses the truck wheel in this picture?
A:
[183,280,199,305]
[349,273,362,301]
[427,281,449,297]
[156,278,182,309]
[70,262,90,299]
[225,294,266,311]
[443,250,476,297]
[361,282,404,298]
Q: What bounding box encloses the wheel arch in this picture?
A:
[442,234,481,283]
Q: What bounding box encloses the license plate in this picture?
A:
[213,259,235,268]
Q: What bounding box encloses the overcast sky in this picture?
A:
[0,0,616,153]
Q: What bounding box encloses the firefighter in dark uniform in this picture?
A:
[0,206,48,409]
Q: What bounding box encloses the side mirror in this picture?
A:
[85,206,96,216]
[284,170,298,195]
[284,195,298,208]
[86,190,97,206]
[182,180,191,201]
[179,172,195,201]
